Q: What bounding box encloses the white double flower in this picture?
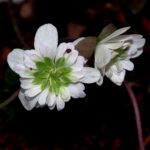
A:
[7,24,100,111]
[95,26,145,86]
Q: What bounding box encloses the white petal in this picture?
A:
[47,93,56,107]
[101,27,130,43]
[14,65,32,78]
[70,70,84,82]
[23,50,40,69]
[115,62,124,72]
[120,60,134,71]
[60,87,71,102]
[13,64,26,74]
[129,38,145,58]
[24,85,42,97]
[20,78,34,89]
[106,68,126,86]
[24,50,42,60]
[49,104,56,110]
[69,83,86,98]
[96,67,105,86]
[128,36,145,57]
[65,49,78,66]
[80,67,101,83]
[96,77,104,86]
[34,24,58,59]
[56,96,65,111]
[95,44,111,68]
[71,56,85,71]
[133,37,145,48]
[55,43,69,60]
[19,70,33,78]
[18,90,38,110]
[131,49,143,58]
[24,53,36,69]
[109,35,132,42]
[7,48,33,78]
[7,48,25,74]
[106,42,123,49]
[38,88,49,106]
[127,44,138,56]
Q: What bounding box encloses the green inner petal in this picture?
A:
[106,48,127,70]
[32,57,72,95]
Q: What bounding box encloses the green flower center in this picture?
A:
[32,57,72,94]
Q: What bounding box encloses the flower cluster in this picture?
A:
[7,23,145,111]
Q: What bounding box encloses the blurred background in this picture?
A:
[0,0,150,149]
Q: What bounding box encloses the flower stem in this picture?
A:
[0,89,19,109]
[124,81,145,150]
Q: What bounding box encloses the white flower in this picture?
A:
[7,24,100,111]
[95,26,145,86]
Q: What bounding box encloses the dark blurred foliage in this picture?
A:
[0,0,150,149]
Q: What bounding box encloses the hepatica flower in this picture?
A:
[95,26,145,86]
[7,24,100,111]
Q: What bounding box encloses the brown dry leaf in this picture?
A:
[98,23,117,41]
[75,36,97,59]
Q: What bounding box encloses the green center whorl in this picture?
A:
[32,57,72,95]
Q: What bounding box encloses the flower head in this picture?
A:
[95,26,145,86]
[7,24,100,111]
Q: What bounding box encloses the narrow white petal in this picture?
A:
[20,78,34,89]
[106,42,123,49]
[38,88,49,106]
[101,27,130,43]
[56,96,65,111]
[47,93,56,107]
[60,87,71,102]
[34,24,58,59]
[80,67,101,83]
[55,43,68,60]
[73,37,85,46]
[95,44,111,69]
[128,34,143,39]
[24,85,41,97]
[18,90,38,110]
[109,35,132,42]
[96,67,105,86]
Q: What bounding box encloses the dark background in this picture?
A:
[0,0,150,149]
